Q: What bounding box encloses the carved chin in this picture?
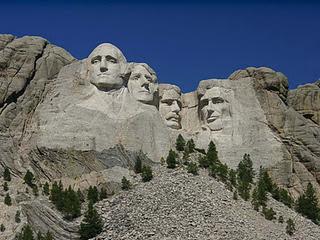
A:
[91,76,123,90]
[135,92,153,103]
[165,120,181,130]
[206,119,223,131]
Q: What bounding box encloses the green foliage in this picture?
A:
[206,141,219,166]
[0,224,5,232]
[79,201,103,240]
[121,176,131,190]
[141,165,153,182]
[3,182,8,191]
[24,170,35,187]
[63,186,81,220]
[229,169,237,187]
[175,134,186,151]
[99,187,108,200]
[4,167,11,181]
[251,167,268,210]
[187,162,198,175]
[166,149,177,169]
[296,183,320,224]
[286,218,295,236]
[87,186,99,204]
[43,182,50,196]
[185,139,195,153]
[198,155,209,169]
[262,207,276,220]
[182,150,190,165]
[4,193,12,206]
[278,215,284,223]
[77,189,85,203]
[50,181,81,220]
[194,148,206,155]
[15,210,21,223]
[16,225,34,240]
[271,186,294,208]
[236,154,254,201]
[134,156,142,174]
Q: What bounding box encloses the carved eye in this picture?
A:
[106,56,117,63]
[91,59,100,64]
[212,98,225,104]
[131,74,140,80]
[200,99,209,107]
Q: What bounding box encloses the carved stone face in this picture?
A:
[159,89,182,129]
[128,64,158,104]
[87,43,126,91]
[199,87,230,131]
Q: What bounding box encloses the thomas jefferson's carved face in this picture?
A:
[159,89,182,129]
[128,64,158,104]
[88,44,126,91]
[199,87,230,131]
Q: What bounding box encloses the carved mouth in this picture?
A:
[207,116,219,123]
[168,116,179,122]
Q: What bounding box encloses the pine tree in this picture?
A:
[251,167,268,210]
[24,170,35,187]
[3,182,8,191]
[87,186,99,204]
[186,139,195,153]
[216,163,229,183]
[63,186,81,220]
[50,181,61,204]
[4,193,12,206]
[229,169,237,187]
[79,201,103,240]
[175,134,186,151]
[166,149,177,169]
[121,176,131,190]
[296,183,320,223]
[134,156,142,174]
[18,225,34,240]
[262,207,276,220]
[0,224,5,232]
[43,182,50,196]
[187,162,198,175]
[237,154,254,201]
[3,167,11,181]
[286,218,295,235]
[77,189,85,203]
[198,155,209,169]
[15,210,21,223]
[141,165,153,182]
[206,141,219,166]
[99,187,108,200]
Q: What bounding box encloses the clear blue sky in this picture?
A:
[1,0,319,92]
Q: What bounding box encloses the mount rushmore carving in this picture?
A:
[0,35,319,199]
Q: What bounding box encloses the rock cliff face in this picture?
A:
[0,34,319,239]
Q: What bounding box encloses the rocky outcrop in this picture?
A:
[95,166,320,240]
[229,67,320,198]
[288,81,320,125]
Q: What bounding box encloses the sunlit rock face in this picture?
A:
[86,43,127,92]
[0,36,319,199]
[159,84,182,130]
[127,63,158,106]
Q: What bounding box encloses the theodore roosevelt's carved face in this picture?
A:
[199,87,231,131]
[128,64,158,104]
[87,43,127,91]
[159,87,182,130]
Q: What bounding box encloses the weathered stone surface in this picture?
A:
[95,166,320,240]
[288,81,320,125]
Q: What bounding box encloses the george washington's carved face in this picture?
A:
[87,43,127,91]
[159,88,182,129]
[128,64,158,104]
[199,87,231,131]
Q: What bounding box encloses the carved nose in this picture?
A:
[142,83,150,91]
[100,59,108,72]
[171,101,180,113]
